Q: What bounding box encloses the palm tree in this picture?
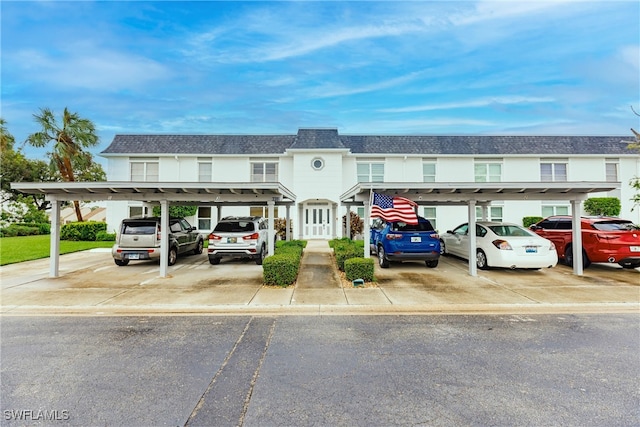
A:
[26,108,100,221]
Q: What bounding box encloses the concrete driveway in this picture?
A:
[1,241,638,315]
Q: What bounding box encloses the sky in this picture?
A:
[2,0,639,163]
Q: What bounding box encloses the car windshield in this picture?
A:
[391,221,434,232]
[488,225,532,237]
[592,220,639,231]
[214,221,255,233]
[122,222,156,234]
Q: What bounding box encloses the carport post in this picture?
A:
[571,199,584,276]
[49,198,61,278]
[468,200,478,277]
[159,200,169,278]
[268,200,275,257]
[363,199,371,258]
[345,206,351,239]
[285,205,291,241]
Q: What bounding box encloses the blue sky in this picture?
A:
[2,1,639,162]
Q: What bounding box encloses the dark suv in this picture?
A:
[207,216,269,265]
[112,217,204,266]
[530,216,640,269]
[370,216,440,268]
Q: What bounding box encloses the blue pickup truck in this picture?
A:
[370,216,441,268]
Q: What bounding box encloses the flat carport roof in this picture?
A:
[11,181,296,278]
[340,181,619,276]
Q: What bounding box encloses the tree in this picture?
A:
[1,118,51,209]
[26,108,102,221]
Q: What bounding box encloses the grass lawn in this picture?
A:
[0,235,114,266]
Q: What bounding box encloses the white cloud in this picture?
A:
[380,96,556,113]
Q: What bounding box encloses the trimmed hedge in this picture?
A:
[0,224,48,237]
[60,221,107,241]
[95,231,116,241]
[344,257,374,282]
[263,240,307,287]
[330,238,365,271]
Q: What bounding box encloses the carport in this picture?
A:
[11,181,296,278]
[340,181,618,276]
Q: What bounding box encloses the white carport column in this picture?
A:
[363,200,371,258]
[344,206,351,239]
[571,199,584,276]
[159,200,169,278]
[468,200,478,277]
[49,198,61,277]
[267,200,275,256]
[285,205,291,241]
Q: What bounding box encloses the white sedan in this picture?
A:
[440,222,558,270]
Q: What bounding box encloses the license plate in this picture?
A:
[227,237,237,243]
[128,253,140,260]
[525,246,538,253]
[631,246,640,252]
[411,236,421,243]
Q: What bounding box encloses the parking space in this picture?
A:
[1,246,638,315]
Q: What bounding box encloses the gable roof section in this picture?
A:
[101,129,635,156]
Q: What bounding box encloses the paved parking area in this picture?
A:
[1,243,638,315]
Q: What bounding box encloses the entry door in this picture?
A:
[304,205,331,238]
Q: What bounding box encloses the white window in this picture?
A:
[357,162,384,183]
[605,159,619,182]
[423,207,437,230]
[541,205,569,217]
[474,160,502,182]
[422,161,436,182]
[128,206,144,217]
[198,158,212,182]
[197,206,211,230]
[476,206,503,222]
[540,160,567,182]
[250,206,279,219]
[130,158,159,181]
[251,162,278,182]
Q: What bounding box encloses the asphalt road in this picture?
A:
[1,314,638,427]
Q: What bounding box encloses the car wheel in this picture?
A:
[255,244,266,265]
[440,240,447,256]
[378,245,390,268]
[426,260,439,268]
[168,247,178,266]
[476,249,489,270]
[564,245,590,269]
[114,258,129,266]
[193,239,204,255]
[209,257,220,265]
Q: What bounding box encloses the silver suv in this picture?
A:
[112,217,204,266]
[207,216,269,265]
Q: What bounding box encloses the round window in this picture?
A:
[311,158,324,170]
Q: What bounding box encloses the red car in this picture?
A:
[530,216,640,269]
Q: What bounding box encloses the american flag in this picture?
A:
[371,192,418,224]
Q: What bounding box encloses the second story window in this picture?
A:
[474,160,502,182]
[605,159,619,182]
[357,162,384,183]
[198,158,212,182]
[422,161,436,182]
[130,158,159,182]
[251,162,278,182]
[540,159,567,182]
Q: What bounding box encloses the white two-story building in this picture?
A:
[101,128,640,238]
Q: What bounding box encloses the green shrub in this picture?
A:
[523,216,543,228]
[584,197,621,217]
[344,257,374,282]
[263,240,305,287]
[330,238,365,271]
[0,224,41,237]
[151,205,198,218]
[95,231,116,241]
[60,221,107,241]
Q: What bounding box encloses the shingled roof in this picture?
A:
[101,128,635,156]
